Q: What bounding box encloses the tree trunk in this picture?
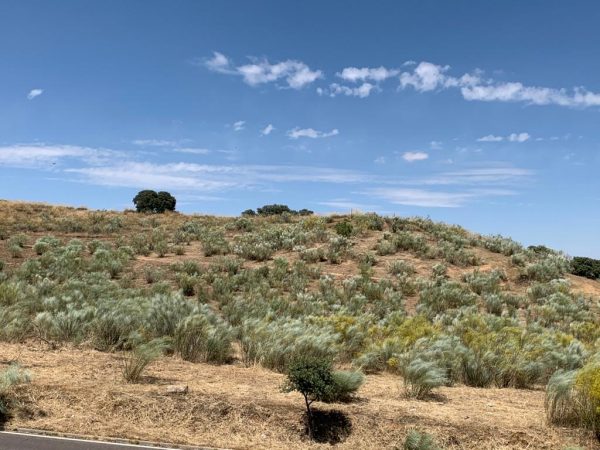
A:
[304,395,313,440]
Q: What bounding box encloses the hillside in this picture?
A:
[0,200,599,449]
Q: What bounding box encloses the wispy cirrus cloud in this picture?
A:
[318,199,378,211]
[233,120,245,131]
[27,89,44,100]
[287,127,339,139]
[174,148,211,155]
[202,51,322,89]
[418,167,533,186]
[132,139,180,147]
[66,161,369,192]
[0,142,534,210]
[366,188,476,208]
[477,132,530,143]
[0,144,118,168]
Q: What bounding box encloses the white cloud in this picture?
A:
[237,59,322,89]
[0,144,117,168]
[374,156,386,164]
[287,127,339,139]
[318,199,377,210]
[402,151,429,162]
[174,148,211,155]
[477,135,504,142]
[420,167,533,185]
[430,141,443,150]
[204,51,235,74]
[233,120,245,131]
[326,82,376,98]
[132,139,178,147]
[460,83,600,107]
[67,161,368,191]
[27,89,44,100]
[261,124,275,135]
[400,62,456,92]
[400,61,600,108]
[68,163,234,191]
[337,66,399,82]
[508,132,530,142]
[367,188,474,207]
[204,52,322,89]
[477,132,530,142]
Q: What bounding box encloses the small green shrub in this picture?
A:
[177,274,197,296]
[143,265,162,284]
[0,363,31,419]
[324,370,364,402]
[400,429,442,450]
[9,244,22,259]
[122,339,169,383]
[402,358,447,399]
[335,220,353,237]
[174,313,232,364]
[376,238,397,256]
[154,240,169,257]
[388,260,416,276]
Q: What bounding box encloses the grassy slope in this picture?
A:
[0,200,599,449]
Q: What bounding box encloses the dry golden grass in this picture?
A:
[2,342,597,449]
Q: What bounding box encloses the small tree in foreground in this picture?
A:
[284,356,363,440]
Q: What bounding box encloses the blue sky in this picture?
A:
[1,0,600,256]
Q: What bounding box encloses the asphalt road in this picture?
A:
[0,431,183,450]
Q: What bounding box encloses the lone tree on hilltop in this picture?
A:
[133,190,176,213]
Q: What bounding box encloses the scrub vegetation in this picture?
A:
[0,199,599,448]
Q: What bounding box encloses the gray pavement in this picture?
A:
[0,432,182,450]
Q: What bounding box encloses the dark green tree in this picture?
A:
[156,191,176,213]
[133,190,158,213]
[257,204,294,216]
[284,356,335,439]
[571,256,600,280]
[133,190,176,213]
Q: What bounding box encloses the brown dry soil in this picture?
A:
[2,343,598,450]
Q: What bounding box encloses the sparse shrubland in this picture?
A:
[0,363,31,421]
[0,201,599,447]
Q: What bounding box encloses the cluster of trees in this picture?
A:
[571,256,600,280]
[242,204,313,217]
[133,190,176,213]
